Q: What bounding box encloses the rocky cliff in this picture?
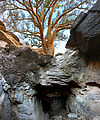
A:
[0,1,100,120]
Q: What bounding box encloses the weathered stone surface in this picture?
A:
[0,46,80,120]
[0,77,3,95]
[67,86,100,120]
[0,46,54,120]
[1,94,13,120]
[67,113,78,119]
[90,0,100,11]
[93,116,100,120]
[84,61,100,85]
[39,49,87,87]
[40,67,69,86]
[0,31,10,44]
[0,1,100,120]
[0,20,21,45]
[64,1,100,119]
[66,1,100,58]
[1,44,100,120]
[0,46,53,86]
[7,32,20,42]
[0,43,100,120]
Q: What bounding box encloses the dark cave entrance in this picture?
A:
[35,84,69,113]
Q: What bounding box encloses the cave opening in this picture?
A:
[35,84,69,114]
[41,95,67,113]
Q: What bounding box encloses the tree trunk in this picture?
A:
[46,42,54,55]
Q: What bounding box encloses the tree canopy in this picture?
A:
[0,0,95,55]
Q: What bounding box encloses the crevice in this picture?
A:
[86,82,100,88]
[34,81,80,116]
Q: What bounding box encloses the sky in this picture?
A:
[0,0,97,55]
[55,0,97,55]
[55,30,70,54]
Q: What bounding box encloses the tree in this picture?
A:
[0,0,94,55]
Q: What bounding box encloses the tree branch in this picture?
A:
[51,1,88,29]
[48,0,61,26]
[43,0,57,25]
[8,0,28,11]
[16,0,32,11]
[28,0,46,50]
[56,20,74,28]
[29,0,42,27]
[57,26,72,32]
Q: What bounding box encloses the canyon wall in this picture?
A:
[0,0,100,120]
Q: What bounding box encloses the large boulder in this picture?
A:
[0,20,21,47]
[64,1,100,119]
[67,86,100,120]
[0,46,53,120]
[0,44,100,120]
[66,0,100,58]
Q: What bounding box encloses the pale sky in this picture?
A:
[55,30,70,54]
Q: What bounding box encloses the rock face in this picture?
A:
[0,46,53,120]
[0,1,100,120]
[0,21,6,31]
[0,20,21,48]
[65,1,100,120]
[66,0,100,58]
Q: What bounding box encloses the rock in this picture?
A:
[0,1,100,119]
[14,47,53,67]
[84,61,100,84]
[18,104,32,115]
[0,31,10,45]
[0,20,22,48]
[7,32,20,42]
[1,94,13,120]
[0,20,6,31]
[59,49,87,84]
[71,12,87,29]
[15,92,24,104]
[26,88,35,96]
[0,47,46,85]
[67,86,100,120]
[66,1,100,58]
[0,40,8,48]
[0,77,3,95]
[64,1,100,119]
[90,0,100,11]
[0,30,21,46]
[40,49,87,87]
[51,115,63,120]
[0,37,100,120]
[3,83,10,92]
[0,42,54,120]
[67,113,78,118]
[40,67,69,86]
[0,44,94,120]
[93,116,100,120]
